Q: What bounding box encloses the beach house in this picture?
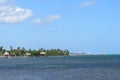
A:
[25,53,31,56]
[4,52,10,57]
[40,52,46,56]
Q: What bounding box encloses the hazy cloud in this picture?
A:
[34,14,61,26]
[80,1,95,8]
[0,0,32,23]
[34,19,42,25]
[0,0,6,3]
[0,0,15,6]
[45,14,61,23]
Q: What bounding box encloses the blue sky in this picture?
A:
[0,0,120,54]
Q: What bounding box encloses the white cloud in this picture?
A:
[80,1,95,8]
[45,14,61,23]
[0,0,32,23]
[0,6,32,23]
[34,19,42,25]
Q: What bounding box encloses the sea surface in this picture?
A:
[0,55,120,80]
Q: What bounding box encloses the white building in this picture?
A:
[4,52,10,57]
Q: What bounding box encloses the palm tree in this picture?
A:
[0,46,3,56]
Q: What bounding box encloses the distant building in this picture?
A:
[4,52,10,57]
[69,52,92,56]
[26,53,31,56]
[40,52,46,56]
[10,53,16,56]
[76,52,86,55]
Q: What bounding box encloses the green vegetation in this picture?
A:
[0,46,69,56]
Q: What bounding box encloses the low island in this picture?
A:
[0,46,69,57]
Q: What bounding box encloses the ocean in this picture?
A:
[0,55,120,80]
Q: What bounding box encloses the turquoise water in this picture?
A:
[0,55,120,80]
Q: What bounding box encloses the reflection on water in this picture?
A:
[0,55,120,80]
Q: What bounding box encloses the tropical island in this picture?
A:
[0,46,69,57]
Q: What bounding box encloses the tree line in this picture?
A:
[0,46,69,56]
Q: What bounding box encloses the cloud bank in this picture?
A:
[0,0,32,23]
[80,1,95,8]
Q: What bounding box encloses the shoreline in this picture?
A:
[0,54,120,58]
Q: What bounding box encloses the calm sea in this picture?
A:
[0,55,120,80]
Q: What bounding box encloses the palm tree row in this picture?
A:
[0,46,69,56]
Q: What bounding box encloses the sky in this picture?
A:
[0,0,120,54]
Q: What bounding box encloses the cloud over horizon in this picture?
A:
[80,1,95,8]
[0,0,32,23]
